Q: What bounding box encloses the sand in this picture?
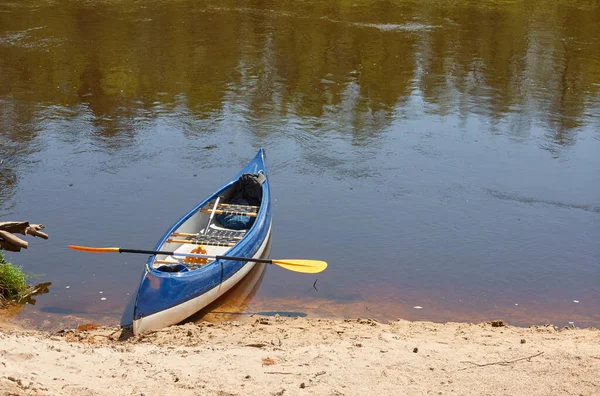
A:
[1,317,599,396]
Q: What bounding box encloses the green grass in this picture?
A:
[0,251,29,302]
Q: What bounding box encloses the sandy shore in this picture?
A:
[1,316,599,396]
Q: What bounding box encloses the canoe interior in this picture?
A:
[152,176,262,272]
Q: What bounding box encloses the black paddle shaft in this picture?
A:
[119,248,273,264]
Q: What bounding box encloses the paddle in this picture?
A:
[68,245,327,274]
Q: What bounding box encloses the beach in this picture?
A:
[1,316,599,396]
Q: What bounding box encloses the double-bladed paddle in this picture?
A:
[68,245,327,274]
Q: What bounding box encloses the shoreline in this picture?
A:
[3,282,599,333]
[1,316,599,395]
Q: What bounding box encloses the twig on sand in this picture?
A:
[264,372,295,375]
[580,380,599,388]
[245,343,268,348]
[459,352,544,371]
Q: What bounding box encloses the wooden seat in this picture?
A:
[167,238,236,247]
[201,202,259,217]
[207,202,259,210]
[171,231,243,239]
[168,228,245,246]
[199,208,257,217]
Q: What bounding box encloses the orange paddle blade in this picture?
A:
[68,245,120,253]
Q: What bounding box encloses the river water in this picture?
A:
[1,0,599,329]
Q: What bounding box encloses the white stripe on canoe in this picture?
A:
[133,223,272,335]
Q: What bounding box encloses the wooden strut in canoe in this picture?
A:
[153,259,209,269]
[170,232,242,239]
[154,259,178,265]
[208,202,260,210]
[199,209,257,217]
[154,259,201,265]
[166,238,236,247]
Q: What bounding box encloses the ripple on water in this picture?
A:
[487,189,600,215]
[206,6,437,33]
[0,26,64,51]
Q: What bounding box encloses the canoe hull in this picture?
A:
[132,149,271,335]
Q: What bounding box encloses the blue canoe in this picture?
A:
[132,149,271,334]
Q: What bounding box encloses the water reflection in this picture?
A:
[186,238,271,323]
[0,0,597,151]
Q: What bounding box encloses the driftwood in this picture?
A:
[0,221,49,252]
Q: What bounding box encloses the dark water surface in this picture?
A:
[1,0,599,329]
